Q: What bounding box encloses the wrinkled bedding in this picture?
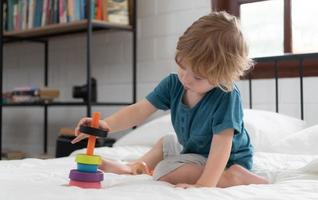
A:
[1,146,318,200]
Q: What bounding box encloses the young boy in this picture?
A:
[72,11,269,188]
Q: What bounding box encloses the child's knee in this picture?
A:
[228,164,242,172]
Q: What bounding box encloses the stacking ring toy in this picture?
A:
[68,112,105,189]
[75,154,102,165]
[79,125,108,138]
[69,169,104,182]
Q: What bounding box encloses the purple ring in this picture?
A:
[69,169,104,182]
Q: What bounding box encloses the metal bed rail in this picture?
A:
[248,52,318,120]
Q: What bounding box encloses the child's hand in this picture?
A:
[71,117,110,144]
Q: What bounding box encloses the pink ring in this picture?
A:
[69,180,101,189]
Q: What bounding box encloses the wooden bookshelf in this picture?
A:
[3,20,132,39]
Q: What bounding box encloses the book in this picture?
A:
[96,0,103,20]
[73,0,81,21]
[108,0,129,25]
[10,87,60,103]
[101,0,108,21]
[21,0,27,30]
[28,0,35,29]
[2,0,7,31]
[59,0,67,23]
[7,0,14,31]
[79,0,86,20]
[41,0,48,27]
[34,0,43,28]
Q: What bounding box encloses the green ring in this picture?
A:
[75,154,102,165]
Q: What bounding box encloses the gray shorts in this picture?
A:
[152,135,207,180]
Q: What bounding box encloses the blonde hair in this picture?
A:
[175,11,253,91]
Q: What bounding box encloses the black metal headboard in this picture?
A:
[247,52,318,120]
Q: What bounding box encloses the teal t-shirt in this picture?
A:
[146,74,253,170]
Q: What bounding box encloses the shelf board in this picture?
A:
[1,102,84,107]
[3,20,133,40]
[2,101,133,107]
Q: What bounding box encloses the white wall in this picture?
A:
[2,0,318,157]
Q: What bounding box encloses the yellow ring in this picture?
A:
[75,154,102,165]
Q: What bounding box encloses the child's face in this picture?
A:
[177,60,215,95]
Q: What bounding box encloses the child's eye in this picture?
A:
[194,76,203,80]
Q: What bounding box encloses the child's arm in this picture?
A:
[72,99,157,143]
[105,99,157,133]
[195,129,234,187]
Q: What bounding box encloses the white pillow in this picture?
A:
[114,109,307,152]
[244,109,307,152]
[114,114,175,147]
[270,125,318,155]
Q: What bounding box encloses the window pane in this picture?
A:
[240,0,284,57]
[292,0,318,53]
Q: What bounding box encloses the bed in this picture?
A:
[1,109,318,200]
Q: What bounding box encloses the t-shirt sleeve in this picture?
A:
[146,74,174,110]
[212,89,244,135]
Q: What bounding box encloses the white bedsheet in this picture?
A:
[1,146,318,200]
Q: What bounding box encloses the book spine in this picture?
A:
[89,0,94,20]
[3,1,7,31]
[22,0,28,30]
[54,0,59,23]
[34,0,42,28]
[66,0,74,22]
[46,0,50,25]
[73,0,80,21]
[13,1,18,31]
[79,0,85,20]
[96,0,102,20]
[7,0,14,31]
[101,0,108,21]
[50,0,55,24]
[59,0,67,23]
[41,0,48,27]
[28,0,34,29]
[25,0,28,29]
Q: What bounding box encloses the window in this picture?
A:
[211,0,318,56]
[211,0,318,78]
[240,0,284,57]
[292,0,318,53]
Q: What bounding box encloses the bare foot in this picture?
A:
[128,161,152,175]
[99,159,152,175]
[225,164,270,186]
[99,159,133,174]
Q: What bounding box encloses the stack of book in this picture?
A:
[2,0,130,32]
[3,86,60,103]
